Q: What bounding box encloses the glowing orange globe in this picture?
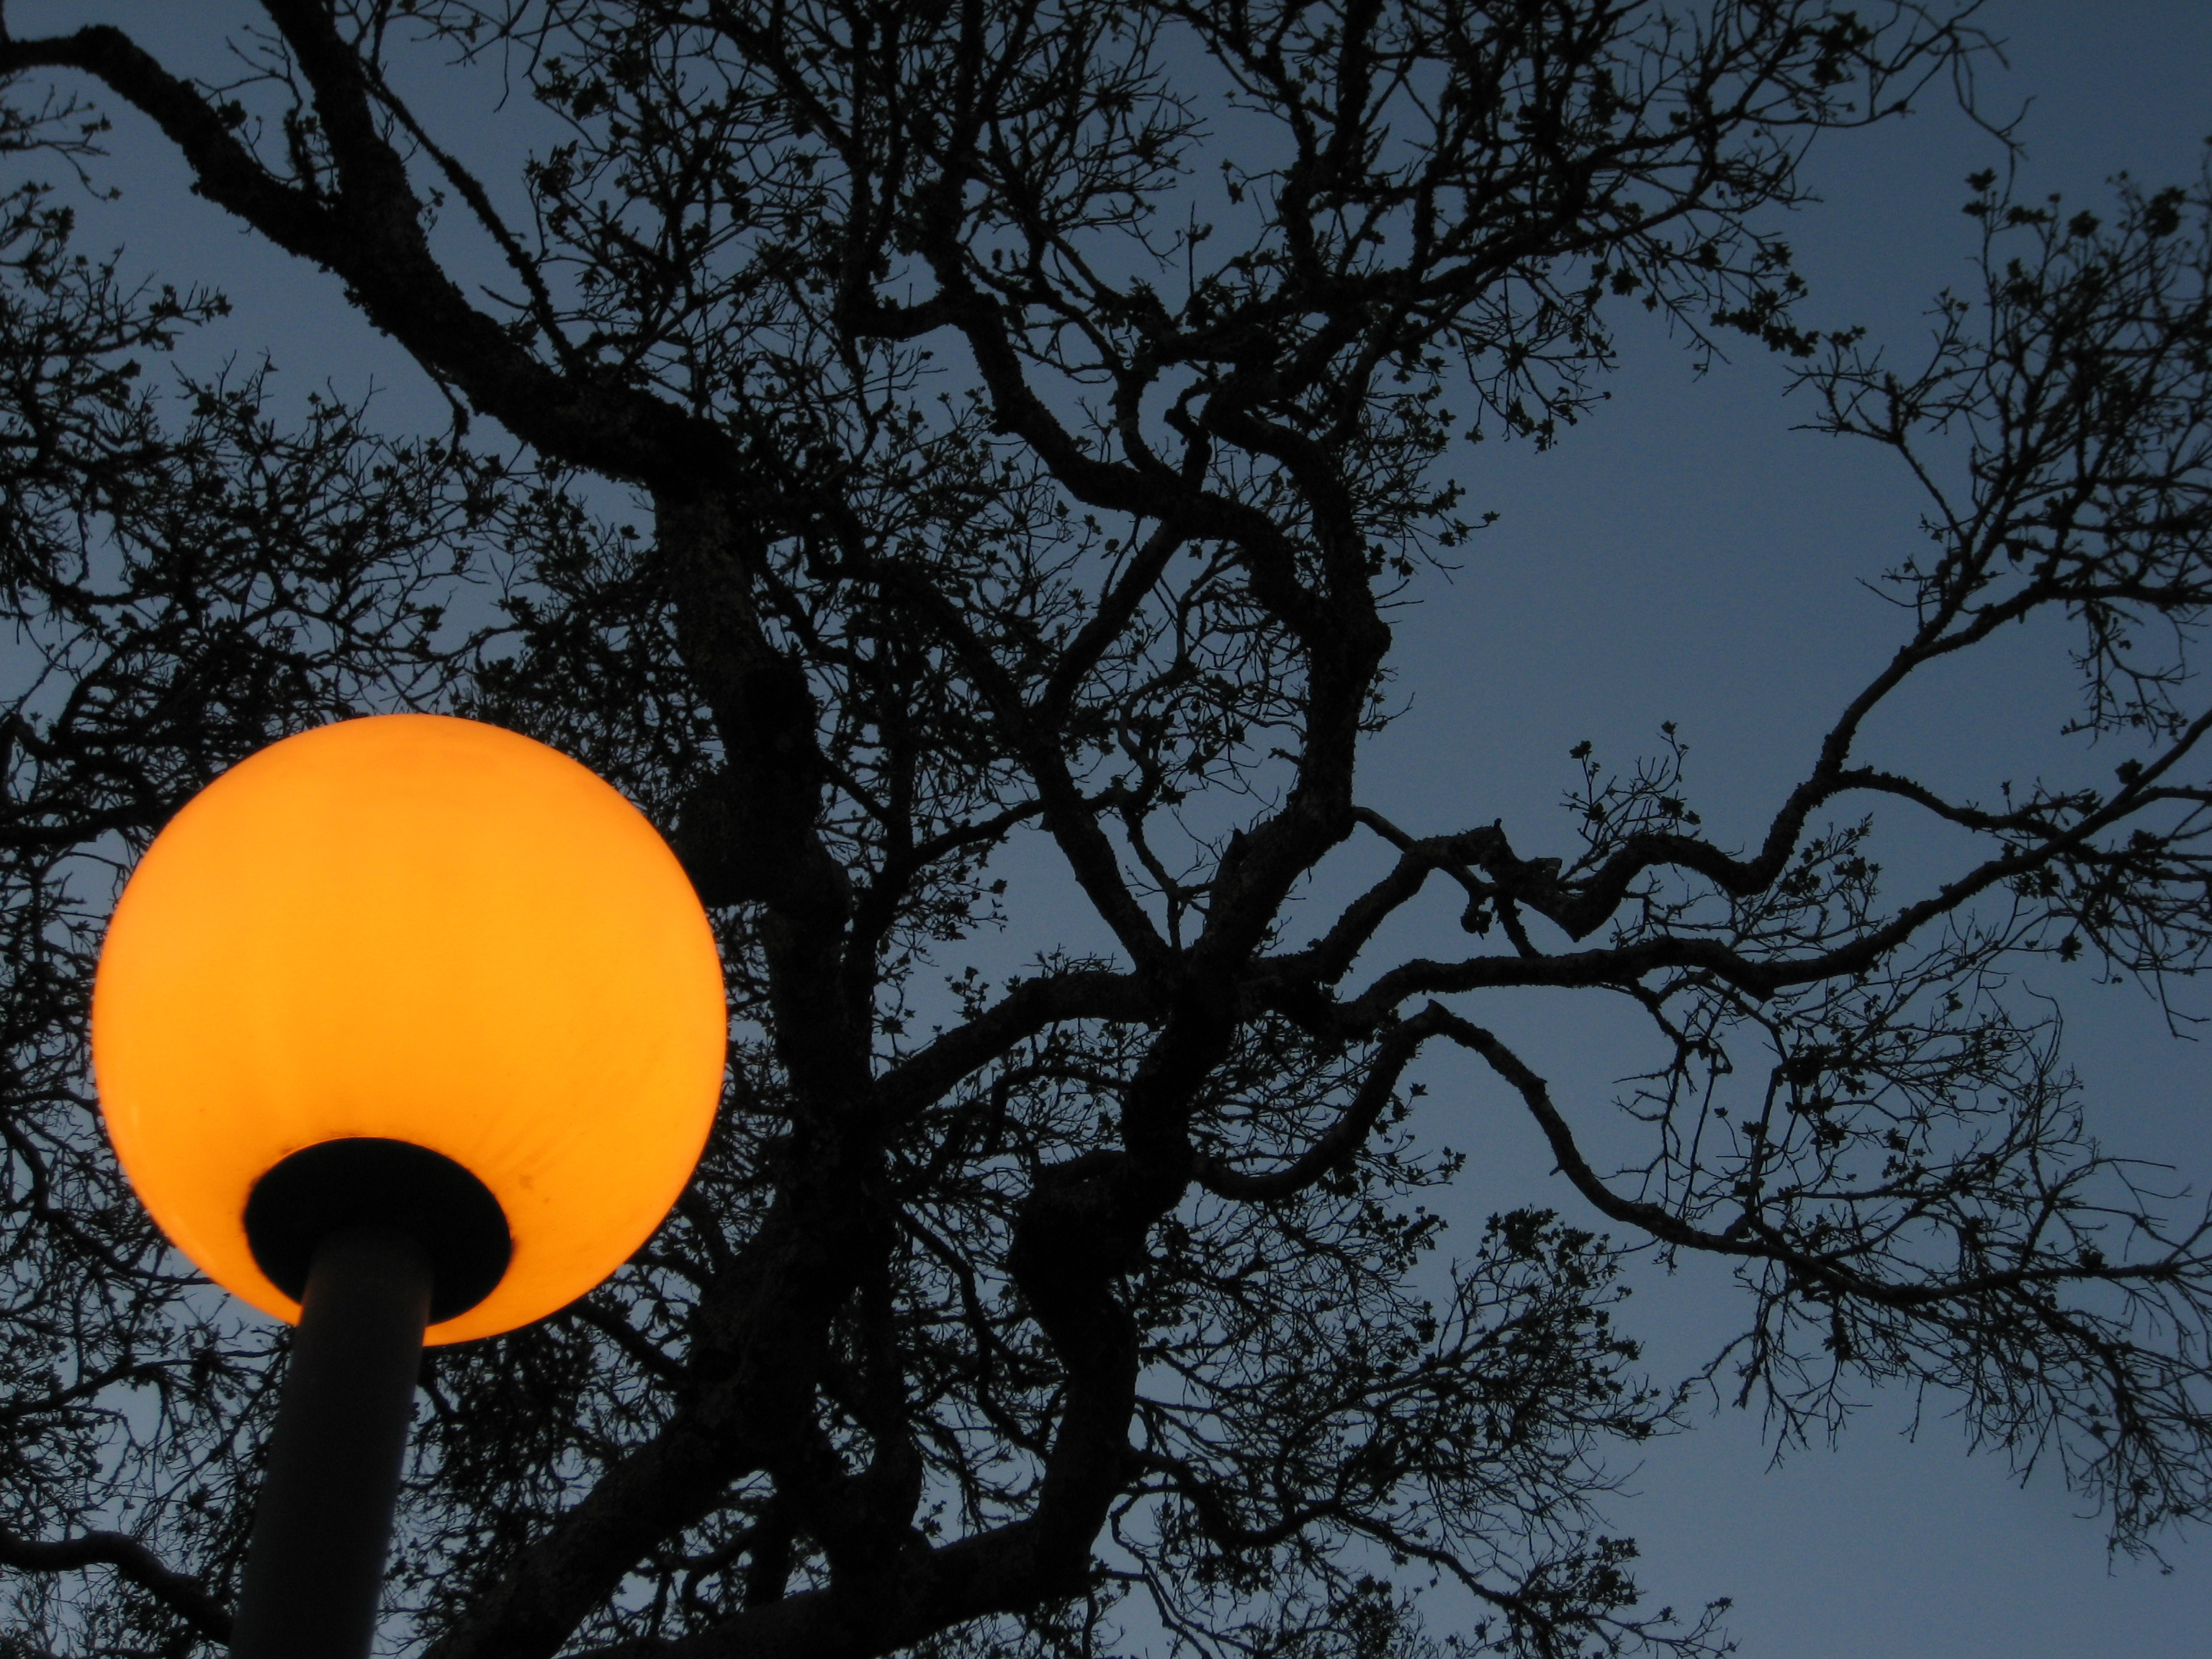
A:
[91,714,727,1343]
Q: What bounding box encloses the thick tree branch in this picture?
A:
[873,968,1154,1123]
[0,17,731,492]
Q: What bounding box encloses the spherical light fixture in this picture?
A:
[92,713,729,1658]
[93,712,728,1342]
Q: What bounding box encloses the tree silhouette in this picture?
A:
[1,4,2209,1657]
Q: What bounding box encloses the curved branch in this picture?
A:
[1195,1002,1453,1201]
[873,968,1154,1123]
[1438,1006,2208,1312]
[0,16,732,491]
[0,1526,232,1642]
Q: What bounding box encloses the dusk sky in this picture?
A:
[1382,8,2212,1653]
[12,3,2212,1654]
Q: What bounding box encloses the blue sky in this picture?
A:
[1375,9,2212,1655]
[11,3,2212,1654]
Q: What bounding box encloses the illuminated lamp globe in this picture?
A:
[91,714,727,1343]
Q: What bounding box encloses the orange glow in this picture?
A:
[91,714,727,1343]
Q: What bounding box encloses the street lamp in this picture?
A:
[91,714,727,1658]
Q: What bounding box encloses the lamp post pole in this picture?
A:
[227,1226,433,1659]
[221,1136,510,1658]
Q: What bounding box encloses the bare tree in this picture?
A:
[0,4,2208,1657]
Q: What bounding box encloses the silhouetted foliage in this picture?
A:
[0,4,2208,1658]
